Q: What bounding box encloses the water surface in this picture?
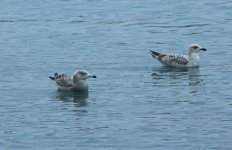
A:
[0,0,232,149]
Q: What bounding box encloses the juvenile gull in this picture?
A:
[150,44,207,68]
[49,70,96,91]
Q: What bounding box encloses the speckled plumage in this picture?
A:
[150,44,207,68]
[49,70,96,91]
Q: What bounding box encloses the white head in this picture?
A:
[188,44,207,54]
[73,70,96,80]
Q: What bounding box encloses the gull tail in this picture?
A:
[49,72,59,86]
[49,72,58,80]
[49,76,55,80]
[150,50,161,59]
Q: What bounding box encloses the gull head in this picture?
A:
[188,44,207,53]
[73,70,96,80]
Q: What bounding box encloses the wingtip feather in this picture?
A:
[150,50,160,56]
[49,76,55,80]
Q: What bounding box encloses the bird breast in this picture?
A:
[188,53,200,67]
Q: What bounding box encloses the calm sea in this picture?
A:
[0,0,232,149]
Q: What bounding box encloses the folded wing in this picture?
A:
[150,50,189,67]
[49,73,73,87]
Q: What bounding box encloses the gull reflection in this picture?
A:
[188,67,203,86]
[151,66,189,80]
[188,67,205,94]
[151,66,204,88]
[55,91,89,107]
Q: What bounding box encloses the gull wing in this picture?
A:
[49,73,73,87]
[151,50,189,67]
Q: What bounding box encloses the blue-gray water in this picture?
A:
[1,0,232,149]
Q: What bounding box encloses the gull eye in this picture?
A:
[79,72,87,76]
[192,46,198,49]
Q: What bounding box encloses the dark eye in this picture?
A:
[192,46,198,49]
[80,72,86,75]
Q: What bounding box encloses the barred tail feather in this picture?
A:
[150,50,160,59]
[49,75,58,86]
[49,76,55,80]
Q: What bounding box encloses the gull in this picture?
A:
[150,44,207,68]
[49,70,96,91]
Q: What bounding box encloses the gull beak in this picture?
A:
[88,74,96,78]
[200,48,207,51]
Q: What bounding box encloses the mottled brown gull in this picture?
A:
[150,44,207,68]
[49,70,96,92]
